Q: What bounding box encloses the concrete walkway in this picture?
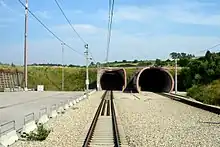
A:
[0,91,84,130]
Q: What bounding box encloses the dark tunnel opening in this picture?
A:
[137,67,174,93]
[100,70,126,91]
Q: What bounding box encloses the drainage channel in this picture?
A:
[78,91,128,147]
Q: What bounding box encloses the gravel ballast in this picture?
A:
[114,92,220,147]
[12,91,104,147]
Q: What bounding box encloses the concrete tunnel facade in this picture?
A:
[99,68,127,91]
[134,67,174,93]
[98,67,174,93]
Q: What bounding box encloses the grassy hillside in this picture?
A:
[0,66,97,91]
[27,66,97,91]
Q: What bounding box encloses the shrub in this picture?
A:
[26,125,51,141]
[187,80,220,106]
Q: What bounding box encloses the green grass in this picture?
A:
[27,66,97,91]
[0,66,97,91]
[125,67,139,82]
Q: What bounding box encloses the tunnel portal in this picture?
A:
[100,69,126,91]
[136,67,174,93]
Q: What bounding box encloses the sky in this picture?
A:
[0,0,220,65]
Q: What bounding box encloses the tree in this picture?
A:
[205,50,212,61]
[155,59,164,67]
[89,62,95,67]
[122,60,127,63]
[170,52,195,59]
[180,52,187,58]
[11,62,15,67]
[133,59,138,63]
[170,52,179,59]
[178,58,190,67]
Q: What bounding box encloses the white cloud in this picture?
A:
[113,2,220,26]
[0,0,7,8]
[35,11,51,19]
[1,22,220,64]
[0,0,21,15]
[73,24,100,34]
[73,10,83,14]
[1,1,220,64]
[50,23,220,62]
[53,24,104,37]
[0,18,16,23]
[114,6,157,22]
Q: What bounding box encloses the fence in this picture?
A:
[0,69,23,92]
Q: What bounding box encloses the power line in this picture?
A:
[194,43,220,55]
[207,43,220,51]
[54,0,87,45]
[18,0,84,57]
[54,0,97,63]
[105,0,115,63]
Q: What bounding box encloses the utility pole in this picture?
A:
[85,44,89,98]
[23,0,28,91]
[61,43,65,91]
[175,59,178,94]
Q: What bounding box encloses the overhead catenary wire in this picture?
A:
[193,43,220,56]
[18,0,84,57]
[54,0,97,63]
[105,0,115,63]
[54,0,87,45]
[207,43,220,50]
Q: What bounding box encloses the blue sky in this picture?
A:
[1,0,220,65]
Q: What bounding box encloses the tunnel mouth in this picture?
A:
[100,69,126,91]
[136,67,174,93]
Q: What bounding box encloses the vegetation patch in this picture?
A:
[187,80,220,106]
[25,125,51,141]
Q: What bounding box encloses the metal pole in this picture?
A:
[85,44,89,98]
[23,0,28,91]
[175,59,178,94]
[61,43,64,91]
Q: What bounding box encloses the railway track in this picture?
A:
[80,90,128,147]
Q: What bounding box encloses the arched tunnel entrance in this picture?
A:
[136,67,174,93]
[100,68,126,91]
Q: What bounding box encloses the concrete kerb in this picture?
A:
[37,108,49,125]
[21,113,37,135]
[49,104,58,118]
[64,101,69,110]
[57,102,65,114]
[69,101,73,107]
[0,120,18,147]
[82,95,86,99]
[72,100,76,105]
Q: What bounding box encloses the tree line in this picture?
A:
[178,51,220,90]
[178,51,220,105]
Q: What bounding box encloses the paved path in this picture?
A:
[0,91,84,130]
